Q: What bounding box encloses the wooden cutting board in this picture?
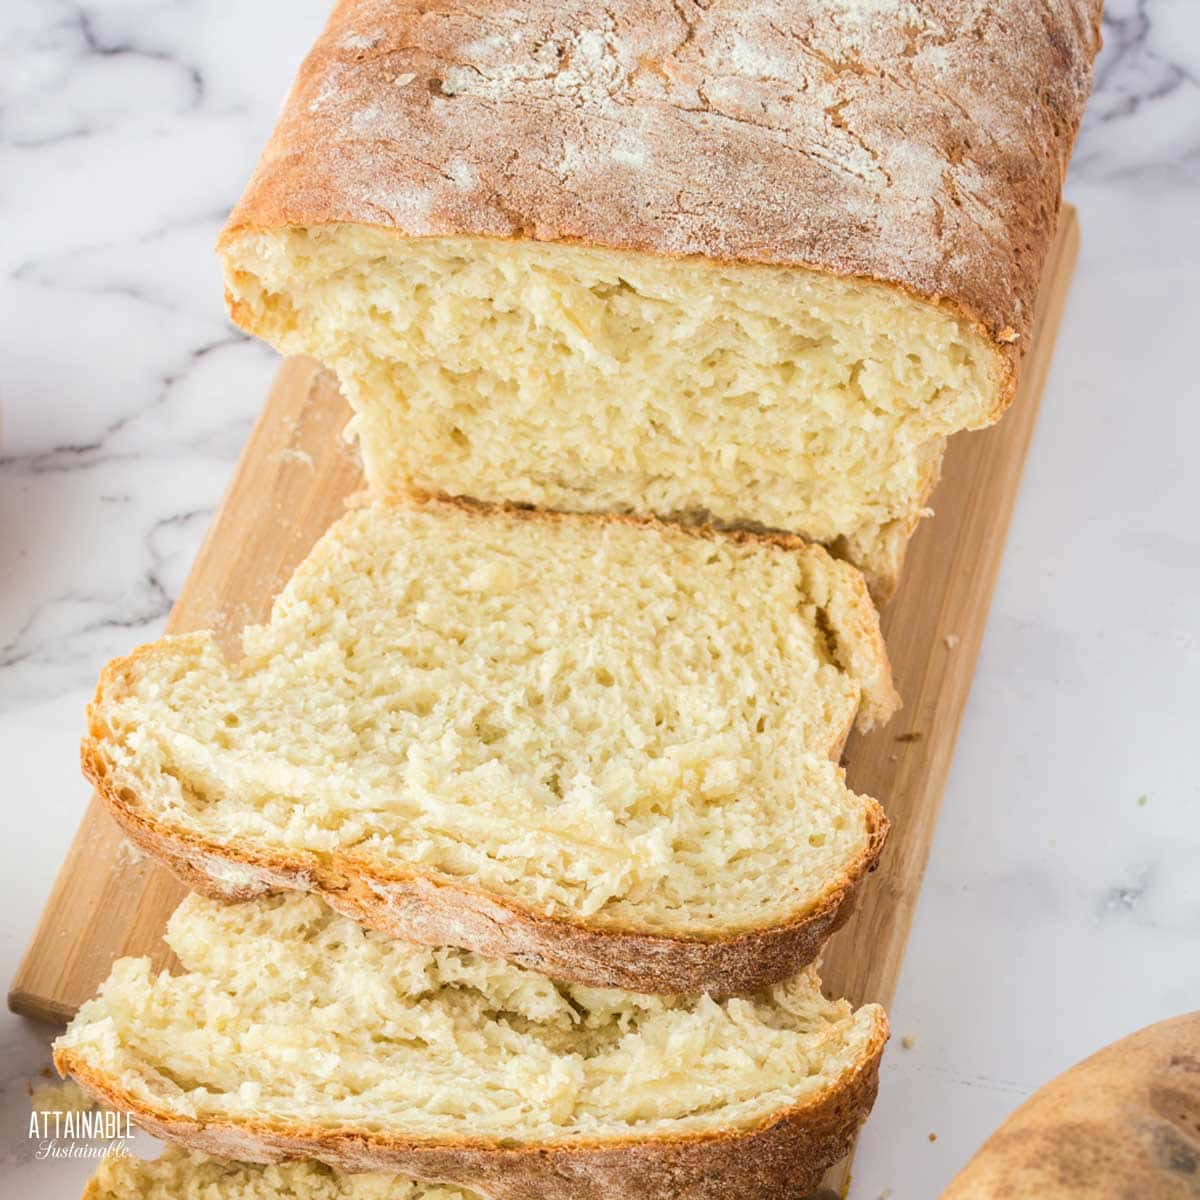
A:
[9,207,1078,1193]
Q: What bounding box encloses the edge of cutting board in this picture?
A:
[818,205,1079,1195]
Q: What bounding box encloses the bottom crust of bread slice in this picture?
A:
[84,499,897,994]
[58,894,888,1200]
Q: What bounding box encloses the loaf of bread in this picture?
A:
[58,893,888,1200]
[84,499,896,994]
[86,1147,471,1200]
[218,0,1101,598]
[942,1012,1200,1199]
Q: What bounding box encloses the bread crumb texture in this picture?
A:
[225,230,980,592]
[59,893,883,1142]
[86,1145,472,1200]
[88,501,894,938]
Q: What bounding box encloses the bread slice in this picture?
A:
[84,499,896,993]
[218,0,1102,598]
[86,1146,471,1200]
[57,893,889,1200]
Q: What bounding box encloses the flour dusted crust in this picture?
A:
[60,1011,887,1200]
[221,0,1102,404]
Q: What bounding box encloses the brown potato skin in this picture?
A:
[942,1012,1200,1198]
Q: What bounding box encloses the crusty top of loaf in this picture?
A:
[222,0,1100,366]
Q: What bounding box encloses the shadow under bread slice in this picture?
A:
[60,892,888,1200]
[84,498,897,994]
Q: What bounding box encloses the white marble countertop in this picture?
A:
[2,2,1198,1196]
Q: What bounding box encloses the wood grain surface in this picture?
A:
[9,208,1078,1192]
[818,207,1079,1195]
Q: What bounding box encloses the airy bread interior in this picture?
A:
[88,501,895,938]
[86,1147,468,1200]
[221,230,1002,593]
[59,894,884,1141]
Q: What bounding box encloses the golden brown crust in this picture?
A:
[219,0,1102,406]
[942,1013,1200,1198]
[58,1007,887,1200]
[84,732,888,996]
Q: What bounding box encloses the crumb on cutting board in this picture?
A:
[944,633,960,649]
[114,837,145,868]
[901,1034,917,1050]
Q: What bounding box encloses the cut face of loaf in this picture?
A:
[218,0,1102,598]
[223,231,977,596]
[58,893,888,1200]
[86,1147,471,1200]
[84,500,897,993]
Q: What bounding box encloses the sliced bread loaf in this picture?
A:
[84,500,896,993]
[58,893,888,1200]
[86,1147,470,1200]
[219,0,1102,597]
